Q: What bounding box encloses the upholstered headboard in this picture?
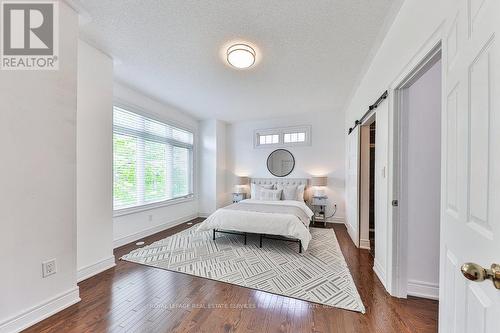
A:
[250,178,309,187]
[250,178,310,200]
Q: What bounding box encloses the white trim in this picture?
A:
[345,126,360,248]
[373,259,387,288]
[388,24,444,298]
[344,220,358,247]
[77,256,116,283]
[254,125,312,148]
[0,287,80,333]
[407,280,439,300]
[113,213,198,248]
[324,216,345,224]
[113,196,195,217]
[197,212,211,218]
[360,238,371,250]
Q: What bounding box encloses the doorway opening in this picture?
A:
[393,46,442,300]
[359,117,376,255]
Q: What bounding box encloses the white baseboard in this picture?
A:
[407,280,439,300]
[0,287,80,333]
[324,216,345,224]
[113,213,198,248]
[344,221,359,247]
[197,212,211,218]
[77,255,116,283]
[373,259,386,288]
[360,238,371,250]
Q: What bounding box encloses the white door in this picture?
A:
[375,100,389,285]
[440,0,500,331]
[345,126,360,247]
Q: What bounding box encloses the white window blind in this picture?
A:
[113,106,194,211]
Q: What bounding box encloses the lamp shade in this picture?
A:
[311,176,327,186]
[236,176,249,185]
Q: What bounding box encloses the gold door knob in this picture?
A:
[461,263,500,289]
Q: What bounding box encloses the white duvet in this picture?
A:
[196,199,314,250]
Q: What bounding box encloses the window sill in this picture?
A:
[113,195,195,218]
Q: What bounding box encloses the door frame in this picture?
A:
[345,126,361,248]
[387,24,445,298]
[358,113,376,250]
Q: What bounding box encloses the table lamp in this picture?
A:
[234,176,249,194]
[311,176,327,197]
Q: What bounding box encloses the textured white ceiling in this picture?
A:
[80,0,400,123]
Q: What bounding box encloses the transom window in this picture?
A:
[259,134,279,145]
[255,126,311,148]
[284,132,306,143]
[113,106,194,212]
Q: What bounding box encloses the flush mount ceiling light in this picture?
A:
[226,43,256,69]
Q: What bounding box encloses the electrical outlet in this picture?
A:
[42,259,57,278]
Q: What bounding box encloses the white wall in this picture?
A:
[343,0,450,294]
[112,83,199,248]
[406,60,441,299]
[199,120,217,214]
[226,110,345,220]
[76,40,115,282]
[198,119,227,216]
[344,0,448,126]
[0,3,80,332]
[215,120,227,209]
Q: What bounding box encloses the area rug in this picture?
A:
[121,226,365,313]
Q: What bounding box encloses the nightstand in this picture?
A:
[311,196,328,227]
[232,193,246,203]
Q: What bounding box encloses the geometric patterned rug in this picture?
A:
[121,226,365,313]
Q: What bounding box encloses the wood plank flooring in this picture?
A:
[24,220,438,333]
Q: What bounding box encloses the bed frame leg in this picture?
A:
[259,234,263,248]
[213,229,216,240]
[244,233,247,245]
[299,241,302,253]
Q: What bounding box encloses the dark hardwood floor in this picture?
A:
[24,220,438,333]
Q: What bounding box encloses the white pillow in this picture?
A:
[250,184,274,199]
[259,189,282,201]
[277,184,306,201]
[278,184,297,200]
[296,184,305,201]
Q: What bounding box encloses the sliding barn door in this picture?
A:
[345,127,360,247]
[440,0,500,331]
[374,100,389,285]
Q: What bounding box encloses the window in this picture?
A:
[254,126,311,148]
[113,106,194,212]
[259,134,279,145]
[284,131,306,143]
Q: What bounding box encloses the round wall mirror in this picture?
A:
[267,149,295,177]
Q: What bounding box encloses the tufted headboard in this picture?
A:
[250,178,310,200]
[251,178,309,187]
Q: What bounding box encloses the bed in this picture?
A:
[196,178,314,252]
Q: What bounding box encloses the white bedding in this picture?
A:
[196,199,314,250]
